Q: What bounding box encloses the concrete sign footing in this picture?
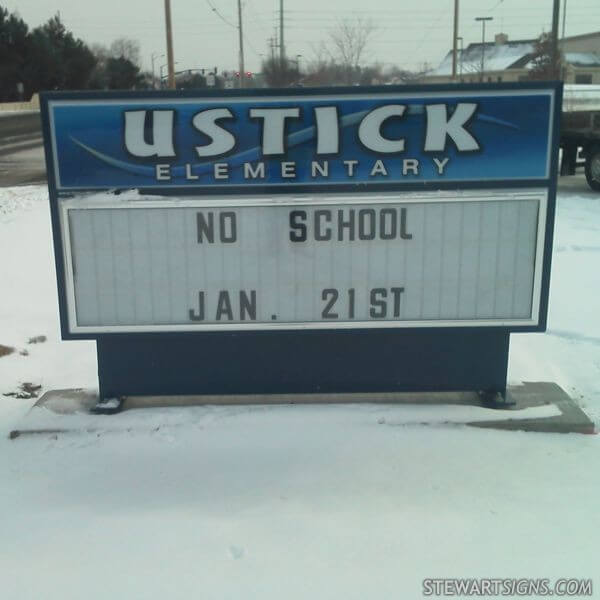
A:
[7,382,595,439]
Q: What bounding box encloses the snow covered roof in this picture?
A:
[432,39,600,77]
[564,52,600,67]
[431,41,535,76]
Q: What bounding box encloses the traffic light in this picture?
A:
[245,71,252,78]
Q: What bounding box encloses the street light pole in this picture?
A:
[551,0,561,79]
[151,53,164,89]
[164,0,176,89]
[279,0,285,67]
[452,0,459,80]
[475,17,493,82]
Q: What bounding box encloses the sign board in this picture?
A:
[46,89,554,191]
[60,190,545,334]
[40,84,561,399]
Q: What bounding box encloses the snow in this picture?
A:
[0,186,97,400]
[510,189,600,424]
[564,53,600,67]
[433,46,600,79]
[17,401,563,437]
[563,84,600,112]
[0,110,40,118]
[432,42,535,76]
[1,183,599,599]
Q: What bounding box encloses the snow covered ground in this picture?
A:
[1,184,599,599]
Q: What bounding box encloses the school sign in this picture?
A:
[41,83,561,401]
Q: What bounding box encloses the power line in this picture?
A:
[246,0,271,36]
[205,0,237,29]
[413,0,454,53]
[202,1,262,62]
[243,34,262,58]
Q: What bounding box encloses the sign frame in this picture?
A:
[40,82,562,400]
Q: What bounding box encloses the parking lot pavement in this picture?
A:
[557,173,598,197]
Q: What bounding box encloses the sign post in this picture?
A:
[40,83,562,409]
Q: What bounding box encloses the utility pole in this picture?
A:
[238,0,245,88]
[268,36,277,62]
[452,0,459,80]
[475,17,493,82]
[551,0,561,79]
[457,36,464,79]
[164,0,176,89]
[279,0,285,67]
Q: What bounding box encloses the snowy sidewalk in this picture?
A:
[1,396,598,600]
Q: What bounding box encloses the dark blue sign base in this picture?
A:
[96,329,509,401]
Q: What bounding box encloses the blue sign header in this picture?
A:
[44,86,557,192]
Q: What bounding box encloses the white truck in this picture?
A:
[561,84,600,191]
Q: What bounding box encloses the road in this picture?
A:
[0,112,45,187]
[0,112,598,197]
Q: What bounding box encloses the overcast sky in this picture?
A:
[5,0,599,75]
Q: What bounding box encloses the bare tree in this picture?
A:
[310,40,336,67]
[303,19,419,87]
[528,33,560,80]
[303,60,346,87]
[90,43,110,62]
[110,37,141,67]
[261,56,300,88]
[303,42,341,87]
[383,64,418,84]
[329,18,376,83]
[88,43,110,89]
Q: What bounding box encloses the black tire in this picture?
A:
[584,146,600,191]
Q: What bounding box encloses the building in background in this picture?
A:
[422,31,600,84]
